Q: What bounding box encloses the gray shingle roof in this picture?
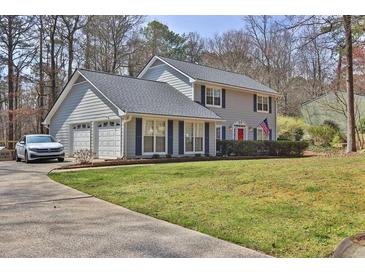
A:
[78,69,222,120]
[158,56,277,94]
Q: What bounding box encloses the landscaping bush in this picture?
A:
[217,140,308,157]
[331,134,346,148]
[307,125,338,146]
[277,116,306,141]
[323,120,341,133]
[74,149,93,164]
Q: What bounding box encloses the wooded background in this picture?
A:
[1,15,364,149]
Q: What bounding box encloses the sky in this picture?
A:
[147,16,244,37]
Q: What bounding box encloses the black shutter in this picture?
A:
[168,120,173,154]
[178,121,184,155]
[253,128,257,140]
[269,129,272,141]
[253,94,257,112]
[222,89,226,108]
[135,118,142,156]
[205,122,209,155]
[201,85,206,106]
[269,97,272,113]
[222,126,226,140]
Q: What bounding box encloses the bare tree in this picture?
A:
[0,16,34,148]
[61,16,87,80]
[185,32,204,63]
[44,16,59,108]
[83,16,144,73]
[343,15,356,152]
[205,30,252,74]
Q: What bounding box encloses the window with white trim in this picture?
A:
[206,87,222,107]
[143,120,166,154]
[257,95,269,112]
[256,127,269,141]
[216,125,222,140]
[185,122,204,152]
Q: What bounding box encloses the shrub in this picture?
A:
[331,134,346,148]
[152,154,160,159]
[74,149,93,164]
[307,125,337,146]
[277,116,306,141]
[217,140,308,157]
[323,120,341,133]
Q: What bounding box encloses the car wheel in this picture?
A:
[58,157,64,162]
[15,150,21,162]
[25,151,30,164]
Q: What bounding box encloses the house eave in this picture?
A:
[194,79,280,97]
[127,112,224,123]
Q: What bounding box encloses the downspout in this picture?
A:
[121,113,132,159]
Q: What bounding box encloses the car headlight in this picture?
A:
[28,147,37,152]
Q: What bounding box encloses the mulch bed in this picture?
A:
[56,155,305,170]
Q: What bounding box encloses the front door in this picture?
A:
[237,128,244,141]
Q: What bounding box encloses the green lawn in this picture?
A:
[49,156,365,257]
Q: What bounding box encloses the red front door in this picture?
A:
[237,128,244,141]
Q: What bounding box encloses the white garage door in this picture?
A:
[72,123,91,154]
[97,121,121,159]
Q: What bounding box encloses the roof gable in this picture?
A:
[45,69,222,124]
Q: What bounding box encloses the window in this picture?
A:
[216,125,222,140]
[143,119,166,154]
[257,95,269,112]
[27,135,56,143]
[206,87,222,107]
[256,128,269,141]
[185,122,204,153]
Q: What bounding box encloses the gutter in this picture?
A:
[194,79,281,97]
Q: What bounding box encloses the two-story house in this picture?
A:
[138,56,279,143]
[43,56,278,159]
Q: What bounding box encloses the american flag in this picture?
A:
[259,118,270,136]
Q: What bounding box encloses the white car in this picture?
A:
[15,134,65,163]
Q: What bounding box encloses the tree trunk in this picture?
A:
[67,36,73,80]
[336,49,342,91]
[39,16,46,133]
[7,17,14,149]
[49,16,58,109]
[343,15,357,153]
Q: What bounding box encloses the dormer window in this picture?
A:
[206,87,222,107]
[257,95,269,112]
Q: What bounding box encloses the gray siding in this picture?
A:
[141,63,193,99]
[194,83,277,140]
[50,81,120,156]
[125,117,216,158]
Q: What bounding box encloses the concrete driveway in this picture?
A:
[0,160,268,258]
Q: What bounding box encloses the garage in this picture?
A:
[97,120,121,159]
[72,123,91,154]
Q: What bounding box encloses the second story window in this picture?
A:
[206,87,221,107]
[257,95,269,112]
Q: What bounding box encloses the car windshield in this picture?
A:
[27,136,56,143]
